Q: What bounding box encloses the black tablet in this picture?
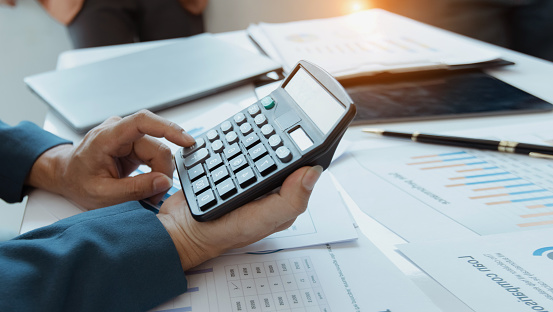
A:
[343,70,553,124]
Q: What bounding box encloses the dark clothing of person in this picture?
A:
[68,0,204,49]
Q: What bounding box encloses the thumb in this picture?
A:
[279,165,323,214]
[100,173,173,204]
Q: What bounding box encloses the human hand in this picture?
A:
[157,165,323,271]
[26,110,195,209]
[0,0,16,6]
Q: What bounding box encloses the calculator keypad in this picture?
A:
[178,100,298,213]
[217,178,237,199]
[184,148,209,168]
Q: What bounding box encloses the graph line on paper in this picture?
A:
[350,141,553,235]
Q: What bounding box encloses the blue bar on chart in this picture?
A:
[408,156,478,166]
[486,195,553,206]
[472,183,534,192]
[470,189,548,199]
[456,166,499,173]
[446,177,522,188]
[528,203,553,209]
[449,171,510,181]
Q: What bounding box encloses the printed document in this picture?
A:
[331,120,553,242]
[152,233,441,312]
[248,9,502,79]
[398,228,553,312]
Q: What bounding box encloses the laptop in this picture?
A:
[24,33,282,133]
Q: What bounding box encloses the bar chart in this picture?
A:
[350,140,553,235]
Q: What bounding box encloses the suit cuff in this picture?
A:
[0,121,71,203]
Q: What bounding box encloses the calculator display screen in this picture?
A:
[284,68,345,134]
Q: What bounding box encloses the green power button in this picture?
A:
[261,96,275,109]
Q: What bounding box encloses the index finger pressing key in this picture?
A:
[109,110,195,148]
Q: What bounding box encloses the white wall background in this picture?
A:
[0,0,72,239]
[0,0,72,127]
[204,0,371,32]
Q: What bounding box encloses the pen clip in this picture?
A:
[529,152,553,159]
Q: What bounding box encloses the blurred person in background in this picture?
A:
[0,0,207,48]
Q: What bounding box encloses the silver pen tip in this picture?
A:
[362,128,384,135]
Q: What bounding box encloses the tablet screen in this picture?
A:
[343,70,553,125]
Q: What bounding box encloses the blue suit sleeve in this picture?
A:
[0,120,71,203]
[0,202,188,311]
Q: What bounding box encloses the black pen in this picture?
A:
[362,128,553,159]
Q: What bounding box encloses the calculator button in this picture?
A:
[236,167,256,188]
[206,129,219,142]
[188,163,205,181]
[225,131,239,144]
[248,143,267,161]
[233,113,247,125]
[255,155,277,176]
[211,166,229,184]
[224,143,241,160]
[192,176,210,194]
[197,189,216,211]
[184,148,209,168]
[243,132,260,149]
[239,123,253,135]
[211,140,224,153]
[261,96,275,110]
[261,124,275,138]
[206,154,223,170]
[276,146,293,163]
[229,154,248,172]
[248,104,261,117]
[268,134,283,150]
[254,114,268,127]
[217,178,237,199]
[181,138,206,157]
[221,121,233,134]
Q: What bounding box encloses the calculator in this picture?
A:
[175,61,356,221]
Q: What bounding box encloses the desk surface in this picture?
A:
[23,30,553,312]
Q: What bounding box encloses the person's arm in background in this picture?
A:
[0,111,321,311]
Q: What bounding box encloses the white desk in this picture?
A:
[22,30,553,312]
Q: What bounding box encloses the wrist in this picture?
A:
[157,213,221,271]
[26,144,72,194]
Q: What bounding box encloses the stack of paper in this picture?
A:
[248,9,505,80]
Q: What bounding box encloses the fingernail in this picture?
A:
[153,175,172,192]
[182,129,195,142]
[302,165,323,191]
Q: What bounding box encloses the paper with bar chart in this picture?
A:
[151,235,440,312]
[331,120,553,237]
[249,9,501,79]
